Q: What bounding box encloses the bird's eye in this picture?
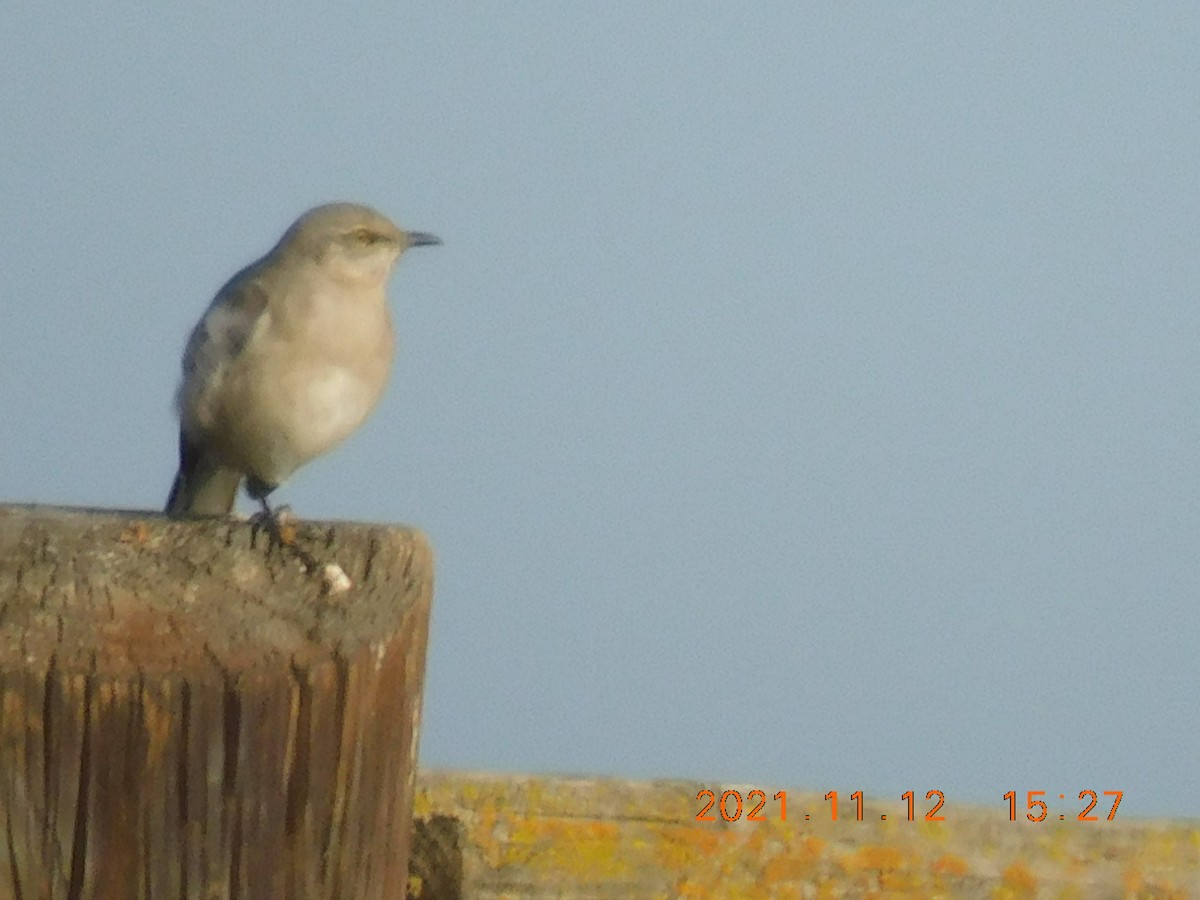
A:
[352,228,377,244]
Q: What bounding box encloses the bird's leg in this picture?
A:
[255,497,295,541]
[244,477,322,572]
[246,476,290,540]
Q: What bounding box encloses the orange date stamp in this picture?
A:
[695,789,1123,823]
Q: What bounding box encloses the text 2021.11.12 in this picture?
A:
[695,789,946,823]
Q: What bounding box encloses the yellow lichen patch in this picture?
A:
[492,816,633,883]
[1037,825,1073,862]
[503,818,630,880]
[919,819,949,843]
[740,823,769,857]
[472,804,506,868]
[522,779,548,812]
[1143,832,1182,867]
[760,886,804,900]
[1136,881,1189,900]
[674,877,710,898]
[677,874,766,900]
[879,868,928,893]
[411,790,433,819]
[500,815,546,867]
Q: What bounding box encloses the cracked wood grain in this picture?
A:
[0,505,432,900]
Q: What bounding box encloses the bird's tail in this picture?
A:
[165,433,242,516]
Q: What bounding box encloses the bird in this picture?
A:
[165,202,441,518]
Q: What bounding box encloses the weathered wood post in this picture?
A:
[0,505,432,900]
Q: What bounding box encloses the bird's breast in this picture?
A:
[291,363,388,453]
[194,294,395,483]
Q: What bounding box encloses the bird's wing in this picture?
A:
[180,264,272,397]
[165,429,243,516]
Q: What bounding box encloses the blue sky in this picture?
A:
[2,4,1197,819]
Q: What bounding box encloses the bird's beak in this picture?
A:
[406,231,442,248]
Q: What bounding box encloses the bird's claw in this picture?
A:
[244,500,319,573]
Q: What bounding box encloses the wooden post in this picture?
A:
[0,505,432,900]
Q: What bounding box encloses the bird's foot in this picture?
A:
[252,502,295,542]
[250,502,320,572]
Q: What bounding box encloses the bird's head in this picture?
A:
[280,202,441,285]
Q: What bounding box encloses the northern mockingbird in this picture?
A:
[165,202,441,517]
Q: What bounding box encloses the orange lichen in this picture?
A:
[761,852,816,884]
[654,824,725,871]
[995,860,1037,898]
[411,775,1200,896]
[931,853,971,876]
[118,521,150,544]
[879,868,927,892]
[840,844,906,873]
[1121,865,1144,894]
